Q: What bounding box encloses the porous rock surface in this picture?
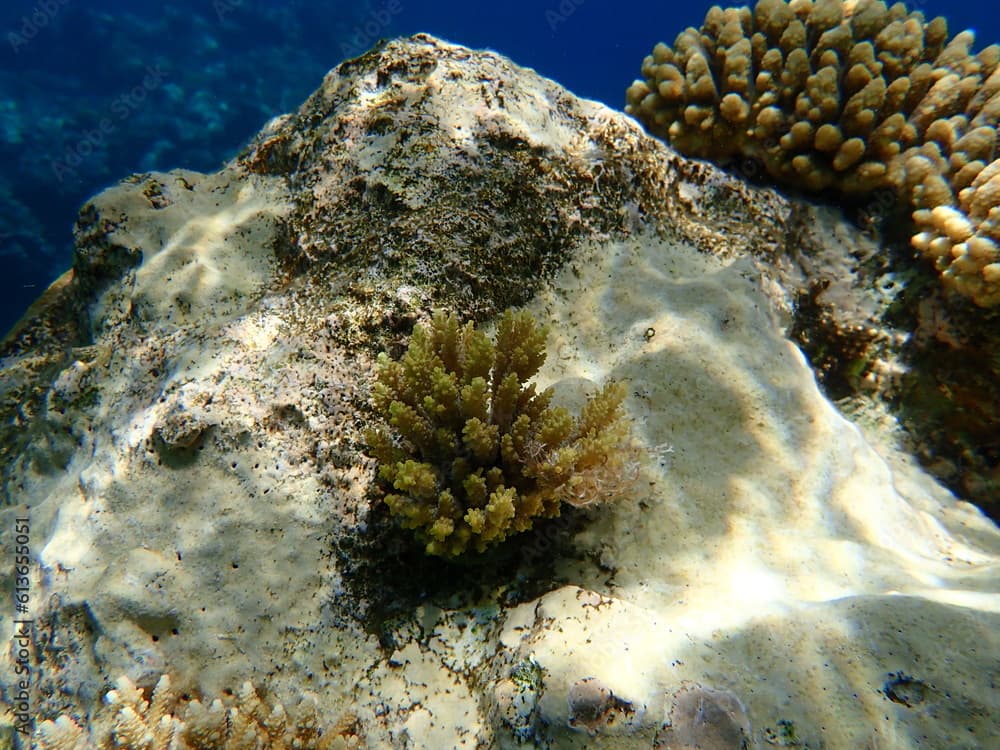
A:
[1,34,999,749]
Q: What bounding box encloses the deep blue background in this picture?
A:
[0,1,996,335]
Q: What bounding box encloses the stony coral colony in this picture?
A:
[364,309,635,559]
[626,0,1000,307]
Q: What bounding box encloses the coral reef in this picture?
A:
[2,34,999,749]
[365,309,635,557]
[626,0,1000,306]
[33,674,363,750]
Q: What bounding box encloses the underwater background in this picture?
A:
[0,0,997,335]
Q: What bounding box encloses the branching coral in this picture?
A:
[33,674,363,750]
[365,309,635,558]
[626,0,1000,306]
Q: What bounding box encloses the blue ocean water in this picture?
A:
[0,0,996,335]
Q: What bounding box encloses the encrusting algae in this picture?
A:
[626,0,1000,306]
[364,309,636,558]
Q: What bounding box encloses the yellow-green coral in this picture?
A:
[626,0,1000,306]
[365,309,634,558]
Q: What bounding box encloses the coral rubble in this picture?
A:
[34,674,362,750]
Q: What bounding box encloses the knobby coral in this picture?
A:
[364,309,635,558]
[626,0,1000,306]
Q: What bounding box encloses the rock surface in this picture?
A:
[1,34,998,749]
